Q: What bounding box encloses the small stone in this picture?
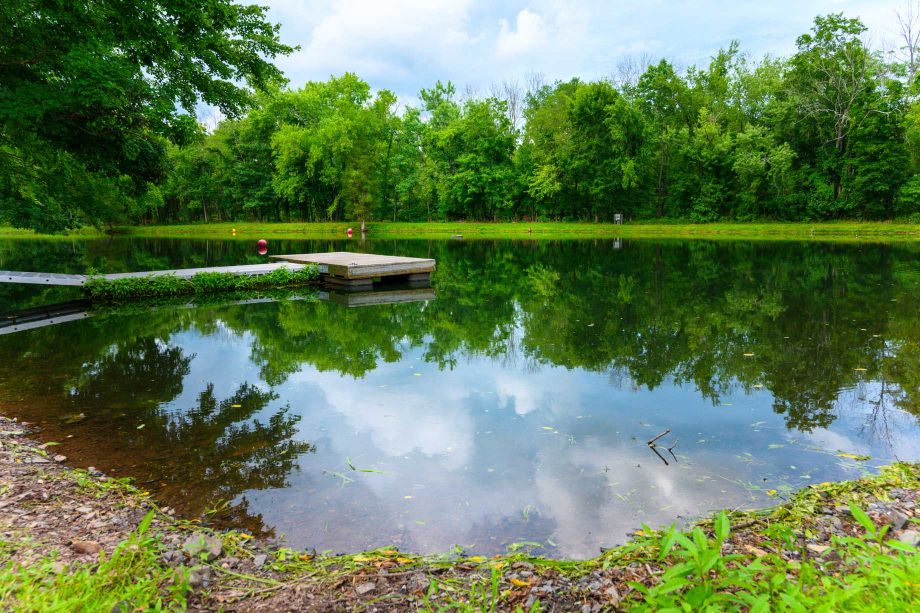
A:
[581,605,592,613]
[512,561,534,571]
[605,585,620,602]
[188,565,213,590]
[183,533,222,561]
[898,530,920,546]
[806,544,829,555]
[355,581,376,595]
[253,553,267,568]
[887,512,909,531]
[71,540,102,555]
[407,574,429,593]
[161,550,184,567]
[53,454,67,463]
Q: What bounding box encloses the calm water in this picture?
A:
[1,238,918,558]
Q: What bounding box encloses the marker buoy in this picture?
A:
[346,228,353,237]
[257,239,267,255]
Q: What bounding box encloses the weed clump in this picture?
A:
[83,266,318,302]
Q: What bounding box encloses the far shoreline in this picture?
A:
[5,220,920,242]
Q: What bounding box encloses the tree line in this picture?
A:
[140,14,920,225]
[4,4,920,231]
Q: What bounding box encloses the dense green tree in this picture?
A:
[0,0,292,231]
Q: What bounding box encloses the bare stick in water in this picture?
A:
[649,444,669,465]
[647,429,670,446]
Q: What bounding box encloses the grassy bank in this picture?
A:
[6,221,920,242]
[2,416,917,612]
[122,221,920,242]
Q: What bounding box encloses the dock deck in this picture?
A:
[270,252,435,288]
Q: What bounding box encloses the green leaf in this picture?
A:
[714,511,730,542]
[137,510,155,535]
[658,528,678,561]
[849,502,876,535]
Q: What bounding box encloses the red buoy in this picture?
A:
[257,239,267,255]
[346,228,353,237]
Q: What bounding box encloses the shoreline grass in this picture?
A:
[5,221,920,242]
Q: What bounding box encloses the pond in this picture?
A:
[0,237,918,558]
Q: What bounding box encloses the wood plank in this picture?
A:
[0,271,88,286]
[0,263,307,287]
[270,252,435,279]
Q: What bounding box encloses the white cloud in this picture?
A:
[497,9,547,57]
[254,0,904,102]
[266,0,481,91]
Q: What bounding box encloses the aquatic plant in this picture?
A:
[83,266,318,302]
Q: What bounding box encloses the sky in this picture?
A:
[258,0,908,102]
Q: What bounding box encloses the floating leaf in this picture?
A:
[413,373,422,377]
[231,404,242,408]
[136,424,145,430]
[467,556,486,563]
[836,452,870,461]
[766,489,778,496]
[541,426,554,431]
[403,495,413,500]
[743,353,755,357]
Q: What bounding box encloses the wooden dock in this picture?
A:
[270,252,435,289]
[0,253,434,290]
[0,263,308,287]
